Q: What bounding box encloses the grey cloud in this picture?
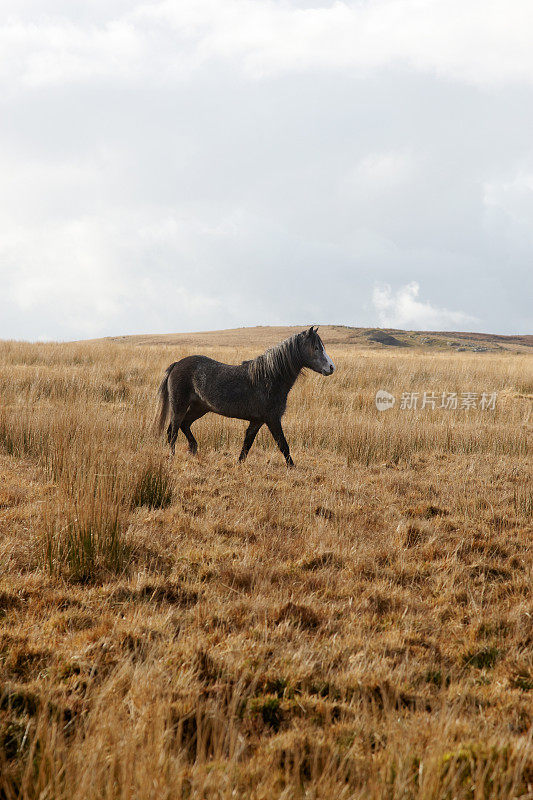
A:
[0,2,532,339]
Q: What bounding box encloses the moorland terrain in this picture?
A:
[0,325,531,799]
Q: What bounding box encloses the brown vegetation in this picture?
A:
[0,332,531,799]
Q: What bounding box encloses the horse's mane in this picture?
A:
[244,333,304,387]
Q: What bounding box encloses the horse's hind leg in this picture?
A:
[180,404,207,454]
[167,368,194,456]
[168,393,190,455]
[168,407,188,455]
[239,421,262,462]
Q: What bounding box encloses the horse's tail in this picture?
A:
[155,363,177,435]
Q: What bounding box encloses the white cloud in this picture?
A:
[5,218,125,335]
[483,170,533,228]
[3,215,227,338]
[343,151,415,198]
[132,0,533,86]
[1,0,533,90]
[372,282,478,331]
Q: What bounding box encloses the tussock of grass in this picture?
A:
[130,460,173,509]
[462,646,501,670]
[45,498,129,583]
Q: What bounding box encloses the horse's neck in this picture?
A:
[270,366,301,398]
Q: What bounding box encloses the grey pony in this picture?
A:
[156,327,335,466]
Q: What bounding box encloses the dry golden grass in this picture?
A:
[0,331,531,799]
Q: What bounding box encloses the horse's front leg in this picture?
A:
[239,421,262,462]
[266,418,294,467]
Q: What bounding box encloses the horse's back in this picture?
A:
[169,354,240,383]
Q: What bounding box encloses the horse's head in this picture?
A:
[300,327,335,376]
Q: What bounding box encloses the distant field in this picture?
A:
[87,324,533,353]
[0,329,532,799]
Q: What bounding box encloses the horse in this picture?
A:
[156,327,335,466]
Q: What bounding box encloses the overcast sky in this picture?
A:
[1,0,532,340]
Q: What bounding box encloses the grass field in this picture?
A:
[0,328,532,799]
